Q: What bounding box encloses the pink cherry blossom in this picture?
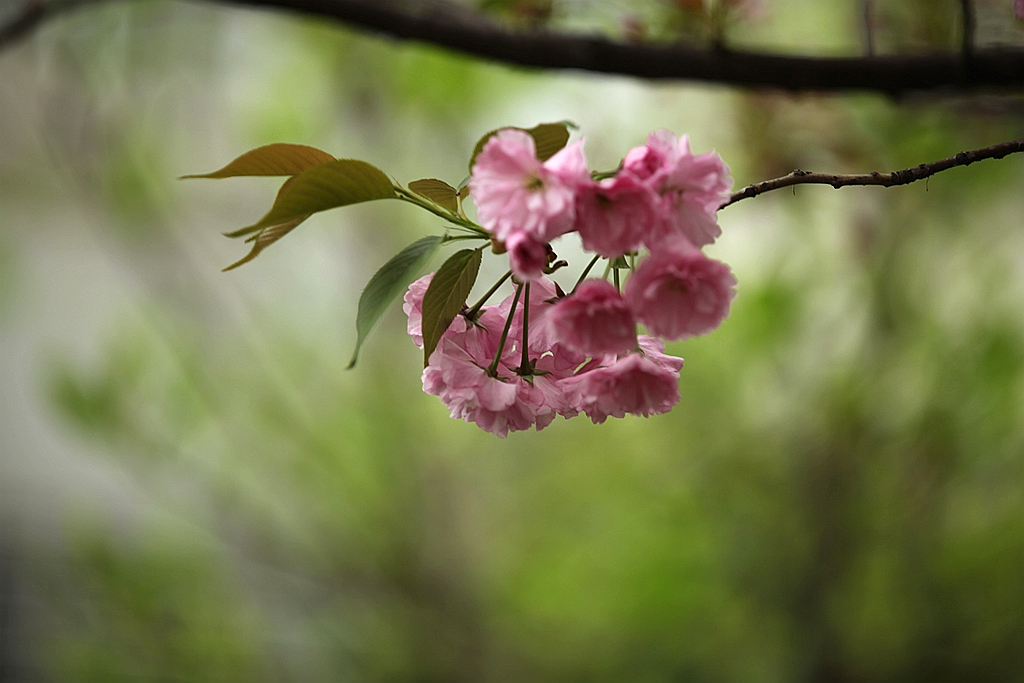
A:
[461,306,512,362]
[403,273,431,347]
[475,373,569,434]
[562,343,681,424]
[642,130,733,215]
[422,331,569,437]
[422,335,518,431]
[624,130,732,247]
[1017,0,1024,19]
[574,171,665,258]
[417,280,576,437]
[622,141,666,183]
[421,320,540,438]
[624,241,736,341]
[406,127,742,435]
[506,230,549,281]
[470,129,588,243]
[637,334,685,373]
[548,279,637,356]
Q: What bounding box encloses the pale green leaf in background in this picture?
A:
[347,235,443,369]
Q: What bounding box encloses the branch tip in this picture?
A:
[722,138,1024,208]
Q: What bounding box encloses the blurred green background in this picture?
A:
[1,1,1022,682]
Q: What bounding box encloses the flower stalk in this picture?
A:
[517,282,532,376]
[487,282,523,378]
[466,271,512,319]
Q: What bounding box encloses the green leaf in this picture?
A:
[181,144,335,178]
[346,236,443,369]
[222,215,309,271]
[421,247,483,366]
[528,122,573,162]
[230,159,397,237]
[408,178,459,213]
[468,128,503,173]
[468,121,574,172]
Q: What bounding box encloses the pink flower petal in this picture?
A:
[548,279,637,356]
[625,244,736,341]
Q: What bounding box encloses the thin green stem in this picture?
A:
[591,166,621,181]
[446,224,489,236]
[395,187,489,235]
[466,270,512,318]
[519,282,531,372]
[442,233,490,244]
[571,254,602,294]
[487,282,523,377]
[613,266,620,291]
[601,259,613,281]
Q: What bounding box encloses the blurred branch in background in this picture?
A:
[3,0,1024,93]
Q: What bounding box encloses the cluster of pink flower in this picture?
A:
[406,129,737,437]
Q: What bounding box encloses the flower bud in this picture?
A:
[506,231,549,281]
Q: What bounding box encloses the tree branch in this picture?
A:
[722,138,1024,207]
[4,0,1024,93]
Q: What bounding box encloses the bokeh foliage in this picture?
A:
[1,2,1022,683]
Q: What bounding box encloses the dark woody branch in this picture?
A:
[3,0,1024,93]
[722,138,1024,207]
[6,0,1023,205]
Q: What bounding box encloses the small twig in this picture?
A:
[721,138,1024,208]
[395,187,489,235]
